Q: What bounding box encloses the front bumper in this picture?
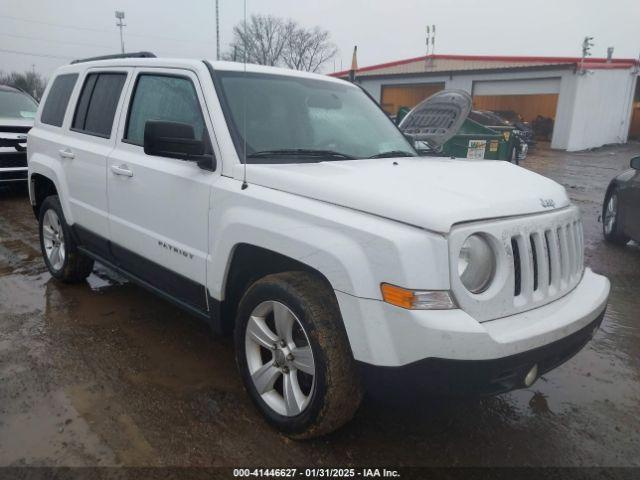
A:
[358,309,604,396]
[0,167,28,183]
[336,268,609,368]
[1,150,28,183]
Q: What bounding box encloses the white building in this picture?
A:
[332,54,640,151]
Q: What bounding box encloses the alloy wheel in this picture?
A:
[244,300,316,417]
[604,193,617,235]
[42,209,66,272]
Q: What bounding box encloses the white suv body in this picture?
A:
[28,56,610,437]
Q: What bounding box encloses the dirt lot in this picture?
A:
[1,143,639,468]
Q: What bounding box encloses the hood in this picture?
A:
[236,157,570,233]
[0,117,34,129]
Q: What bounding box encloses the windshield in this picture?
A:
[215,71,416,163]
[0,89,38,119]
[494,111,521,123]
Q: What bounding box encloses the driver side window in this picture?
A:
[124,74,205,146]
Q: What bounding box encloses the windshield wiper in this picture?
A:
[368,150,416,159]
[247,149,355,160]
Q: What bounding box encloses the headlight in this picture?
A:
[458,234,495,293]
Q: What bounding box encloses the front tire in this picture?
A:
[509,145,519,165]
[602,188,629,245]
[234,271,363,439]
[39,195,94,282]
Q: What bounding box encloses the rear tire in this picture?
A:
[39,195,94,282]
[602,188,629,245]
[234,271,363,439]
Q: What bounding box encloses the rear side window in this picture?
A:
[40,74,78,127]
[73,72,126,138]
[124,74,205,146]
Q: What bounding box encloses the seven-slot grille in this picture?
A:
[510,219,583,302]
[448,206,585,323]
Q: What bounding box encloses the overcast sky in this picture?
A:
[1,0,638,78]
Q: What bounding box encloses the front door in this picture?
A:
[107,68,214,312]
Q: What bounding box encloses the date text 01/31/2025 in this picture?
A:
[232,468,400,478]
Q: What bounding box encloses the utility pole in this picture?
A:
[216,0,221,60]
[115,11,126,54]
[31,64,37,98]
[425,24,436,67]
[580,36,594,72]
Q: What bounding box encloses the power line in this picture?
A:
[0,31,112,50]
[0,14,111,34]
[0,47,73,60]
[0,13,216,46]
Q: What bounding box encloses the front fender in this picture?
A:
[208,181,450,302]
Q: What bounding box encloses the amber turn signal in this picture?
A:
[380,283,456,310]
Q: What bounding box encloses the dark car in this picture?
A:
[493,110,536,146]
[602,155,640,244]
[468,110,528,162]
[1,85,38,185]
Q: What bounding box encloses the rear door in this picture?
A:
[61,68,131,255]
[107,68,214,312]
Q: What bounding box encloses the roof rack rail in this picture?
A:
[71,51,156,64]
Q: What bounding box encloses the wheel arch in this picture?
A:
[218,243,335,335]
[30,173,59,218]
[28,157,73,224]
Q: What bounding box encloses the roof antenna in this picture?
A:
[241,0,249,190]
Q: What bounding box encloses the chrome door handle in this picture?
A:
[58,148,75,160]
[110,164,133,177]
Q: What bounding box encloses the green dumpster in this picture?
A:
[414,117,506,160]
[441,118,505,159]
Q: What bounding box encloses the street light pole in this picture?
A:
[115,11,126,54]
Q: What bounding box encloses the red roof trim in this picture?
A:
[329,53,639,77]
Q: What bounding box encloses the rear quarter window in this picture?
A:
[40,74,78,127]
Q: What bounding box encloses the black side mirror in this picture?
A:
[630,156,640,170]
[144,121,205,160]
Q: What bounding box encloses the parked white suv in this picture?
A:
[28,53,610,438]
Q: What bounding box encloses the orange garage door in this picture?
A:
[381,83,445,116]
[472,94,559,122]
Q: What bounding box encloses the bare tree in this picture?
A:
[224,14,337,73]
[225,14,288,66]
[282,25,337,73]
[0,71,46,100]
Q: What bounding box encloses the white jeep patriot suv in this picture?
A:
[28,53,610,438]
